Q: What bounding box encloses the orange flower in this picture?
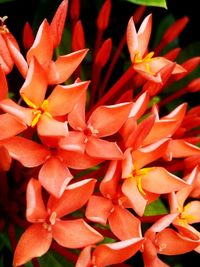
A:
[127,14,186,82]
[13,178,103,266]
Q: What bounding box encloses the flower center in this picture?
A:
[133,51,156,75]
[128,167,154,195]
[22,95,52,127]
[43,211,57,232]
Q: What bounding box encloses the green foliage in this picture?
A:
[144,198,168,216]
[0,0,16,3]
[124,0,167,9]
[38,250,73,267]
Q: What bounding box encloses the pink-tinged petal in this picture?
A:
[26,178,47,223]
[0,66,8,100]
[122,148,133,178]
[0,98,33,125]
[13,224,52,267]
[75,246,93,267]
[86,195,113,225]
[100,160,120,198]
[182,201,200,224]
[52,219,103,248]
[166,140,200,158]
[58,149,103,169]
[148,213,178,233]
[120,117,137,141]
[173,223,200,240]
[132,138,170,170]
[143,238,169,267]
[20,57,48,107]
[48,49,88,84]
[137,14,152,57]
[163,103,187,121]
[129,91,149,119]
[59,131,86,153]
[5,34,28,78]
[156,228,200,255]
[27,19,53,66]
[122,177,147,217]
[109,205,141,240]
[126,114,155,149]
[68,92,86,130]
[177,167,199,206]
[142,62,176,97]
[0,145,11,171]
[37,115,68,137]
[143,120,181,146]
[48,178,96,218]
[127,17,138,62]
[142,167,188,194]
[47,81,89,116]
[86,136,123,160]
[94,237,144,267]
[39,157,72,198]
[148,57,186,75]
[50,0,68,48]
[2,136,49,167]
[88,103,132,137]
[134,64,162,83]
[0,113,27,140]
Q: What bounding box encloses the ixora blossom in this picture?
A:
[0,0,200,266]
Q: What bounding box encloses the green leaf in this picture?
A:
[38,250,73,267]
[0,0,16,3]
[0,232,11,251]
[144,198,168,216]
[124,0,167,9]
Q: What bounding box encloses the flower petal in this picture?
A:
[86,195,113,225]
[27,19,53,67]
[0,145,11,171]
[20,57,48,107]
[47,81,89,116]
[37,115,68,137]
[0,113,27,140]
[166,140,200,158]
[39,157,73,198]
[0,66,8,100]
[94,237,144,267]
[88,103,132,137]
[109,205,141,240]
[142,167,188,194]
[137,14,152,57]
[122,177,147,217]
[48,178,96,218]
[127,17,138,62]
[13,224,52,267]
[58,149,103,169]
[59,131,86,153]
[75,246,93,267]
[86,136,123,160]
[2,136,49,167]
[0,98,33,125]
[26,178,47,223]
[52,219,103,248]
[156,228,200,255]
[129,91,149,120]
[132,138,170,169]
[48,49,88,84]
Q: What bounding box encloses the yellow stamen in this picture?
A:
[49,211,57,225]
[180,203,197,223]
[133,51,156,75]
[22,94,37,109]
[127,167,154,196]
[31,112,41,127]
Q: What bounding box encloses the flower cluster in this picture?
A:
[0,0,200,266]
